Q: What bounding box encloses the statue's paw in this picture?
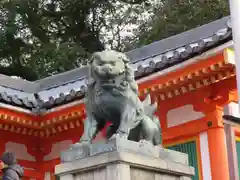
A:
[110,132,128,140]
[71,141,91,149]
[139,139,154,146]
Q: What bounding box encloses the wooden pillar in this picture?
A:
[208,127,230,180]
[224,123,239,180]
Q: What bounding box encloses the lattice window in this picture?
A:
[236,140,240,176]
[167,141,200,180]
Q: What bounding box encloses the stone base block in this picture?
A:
[55,137,194,180]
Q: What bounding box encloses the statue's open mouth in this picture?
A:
[99,80,116,89]
[96,70,124,80]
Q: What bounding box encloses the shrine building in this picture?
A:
[0,16,239,180]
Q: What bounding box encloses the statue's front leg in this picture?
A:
[140,116,162,146]
[79,116,98,144]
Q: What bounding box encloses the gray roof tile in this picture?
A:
[126,16,230,62]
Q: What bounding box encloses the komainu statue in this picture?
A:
[80,50,162,145]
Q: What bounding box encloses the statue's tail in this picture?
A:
[142,94,157,117]
[142,94,162,145]
[142,94,161,127]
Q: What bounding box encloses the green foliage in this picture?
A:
[0,0,231,80]
[132,0,230,49]
[0,0,148,80]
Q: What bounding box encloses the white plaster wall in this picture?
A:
[5,142,36,161]
[223,102,240,117]
[44,140,72,161]
[167,104,205,128]
[199,132,212,180]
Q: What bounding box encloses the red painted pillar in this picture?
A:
[208,127,230,180]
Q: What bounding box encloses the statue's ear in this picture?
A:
[86,66,95,86]
[88,53,96,76]
[120,53,130,63]
[89,53,95,64]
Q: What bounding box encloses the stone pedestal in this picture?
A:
[55,137,194,180]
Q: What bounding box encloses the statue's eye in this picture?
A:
[97,61,103,66]
[111,62,116,66]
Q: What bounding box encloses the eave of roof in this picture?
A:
[0,16,232,111]
[223,115,240,124]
